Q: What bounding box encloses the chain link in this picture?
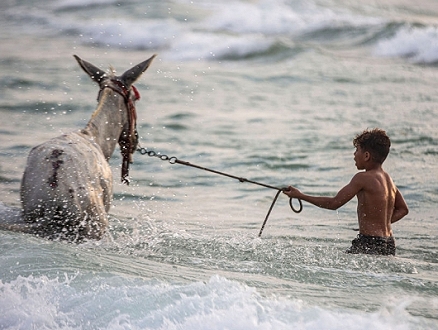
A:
[138,147,177,164]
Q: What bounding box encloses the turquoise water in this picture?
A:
[0,0,437,328]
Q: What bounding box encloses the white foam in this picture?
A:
[0,275,77,329]
[198,0,382,36]
[200,0,307,35]
[374,26,438,64]
[0,274,432,329]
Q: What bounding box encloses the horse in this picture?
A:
[19,54,156,241]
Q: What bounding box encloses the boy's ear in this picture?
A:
[364,151,371,161]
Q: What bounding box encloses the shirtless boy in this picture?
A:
[283,128,409,256]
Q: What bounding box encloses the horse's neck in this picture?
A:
[82,89,126,160]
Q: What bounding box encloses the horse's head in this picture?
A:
[73,54,156,184]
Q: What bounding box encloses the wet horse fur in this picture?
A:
[18,54,156,241]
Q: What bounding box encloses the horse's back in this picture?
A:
[21,132,112,239]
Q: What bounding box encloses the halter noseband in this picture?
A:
[99,79,140,185]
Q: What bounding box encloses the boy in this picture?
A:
[283,128,409,256]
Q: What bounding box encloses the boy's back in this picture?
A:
[354,168,397,237]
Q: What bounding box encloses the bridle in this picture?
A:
[98,78,140,185]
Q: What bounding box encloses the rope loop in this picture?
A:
[289,197,303,213]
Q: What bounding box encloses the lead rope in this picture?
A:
[137,146,303,237]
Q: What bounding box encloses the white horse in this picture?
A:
[19,54,156,241]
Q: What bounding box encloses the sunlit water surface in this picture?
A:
[0,0,437,328]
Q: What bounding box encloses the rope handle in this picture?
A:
[289,193,303,213]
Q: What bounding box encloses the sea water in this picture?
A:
[0,0,437,328]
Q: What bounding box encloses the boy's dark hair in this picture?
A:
[353,128,391,164]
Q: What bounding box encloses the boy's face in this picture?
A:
[354,146,367,170]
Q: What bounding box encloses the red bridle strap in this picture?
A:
[98,79,140,185]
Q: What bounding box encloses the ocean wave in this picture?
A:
[3,0,386,61]
[5,0,438,63]
[201,0,382,36]
[0,274,430,329]
[374,25,438,64]
[0,274,434,329]
[52,13,293,61]
[67,0,384,61]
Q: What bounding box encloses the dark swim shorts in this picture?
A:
[346,234,396,256]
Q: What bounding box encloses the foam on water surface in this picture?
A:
[0,274,433,330]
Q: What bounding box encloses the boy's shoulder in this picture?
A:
[351,168,383,184]
[352,168,393,188]
[352,170,373,179]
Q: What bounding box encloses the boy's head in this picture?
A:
[353,128,391,164]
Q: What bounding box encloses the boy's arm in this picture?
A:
[284,174,363,210]
[391,188,409,223]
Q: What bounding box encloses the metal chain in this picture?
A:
[138,147,177,164]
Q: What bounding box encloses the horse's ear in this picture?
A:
[120,54,156,87]
[73,55,107,84]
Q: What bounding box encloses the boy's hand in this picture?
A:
[283,186,301,198]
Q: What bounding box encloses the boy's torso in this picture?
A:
[356,169,397,237]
